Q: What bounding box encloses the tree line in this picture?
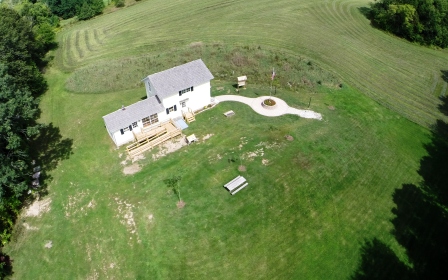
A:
[0,3,67,277]
[368,0,448,48]
[46,0,104,20]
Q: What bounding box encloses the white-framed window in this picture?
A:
[142,113,159,127]
[168,106,175,112]
[123,127,130,132]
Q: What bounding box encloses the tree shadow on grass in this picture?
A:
[0,250,13,279]
[351,238,412,280]
[29,123,73,196]
[352,96,448,280]
[357,7,371,20]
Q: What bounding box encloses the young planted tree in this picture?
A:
[163,175,185,208]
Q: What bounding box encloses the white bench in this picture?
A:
[223,110,235,117]
[224,176,248,195]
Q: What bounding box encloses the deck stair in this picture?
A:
[126,120,182,157]
[183,107,195,123]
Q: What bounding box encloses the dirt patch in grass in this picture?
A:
[328,105,335,110]
[238,165,246,172]
[262,159,270,165]
[114,198,141,244]
[177,200,186,209]
[123,163,141,175]
[22,222,38,231]
[24,197,51,217]
[285,135,294,141]
[152,136,187,161]
[44,240,53,249]
[202,133,214,141]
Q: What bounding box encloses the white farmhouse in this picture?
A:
[103,59,214,147]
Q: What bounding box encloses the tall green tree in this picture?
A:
[0,7,45,246]
[45,0,104,20]
[368,0,448,48]
[18,1,59,54]
[0,7,47,96]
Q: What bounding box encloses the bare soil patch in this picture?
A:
[152,136,187,161]
[328,105,335,110]
[285,135,294,141]
[202,133,214,141]
[238,165,247,172]
[177,200,186,209]
[44,240,53,249]
[24,197,51,217]
[262,159,270,165]
[123,163,141,175]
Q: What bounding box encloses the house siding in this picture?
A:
[185,82,211,112]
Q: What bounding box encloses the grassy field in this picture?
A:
[55,0,448,127]
[3,0,442,279]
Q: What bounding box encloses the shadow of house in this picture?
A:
[352,97,448,280]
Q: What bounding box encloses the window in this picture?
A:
[180,99,188,108]
[166,105,177,115]
[179,86,193,96]
[142,114,159,127]
[123,126,130,132]
[132,122,138,128]
[150,114,158,123]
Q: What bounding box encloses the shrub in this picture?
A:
[115,0,125,8]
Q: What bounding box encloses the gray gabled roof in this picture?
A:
[103,96,164,133]
[144,59,214,100]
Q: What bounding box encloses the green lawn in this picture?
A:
[3,0,440,279]
[56,0,448,127]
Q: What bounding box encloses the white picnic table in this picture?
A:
[224,175,248,195]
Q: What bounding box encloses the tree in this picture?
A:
[45,0,104,20]
[0,64,40,245]
[17,1,59,56]
[164,175,182,202]
[368,0,448,48]
[0,7,47,96]
[0,7,47,246]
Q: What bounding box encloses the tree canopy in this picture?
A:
[0,6,46,244]
[46,0,104,20]
[368,0,448,48]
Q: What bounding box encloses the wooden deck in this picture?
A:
[126,120,182,157]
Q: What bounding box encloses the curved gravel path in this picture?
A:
[214,95,322,120]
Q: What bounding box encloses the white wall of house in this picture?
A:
[159,94,183,121]
[185,81,211,112]
[112,130,135,147]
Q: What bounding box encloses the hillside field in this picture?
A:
[3,0,445,279]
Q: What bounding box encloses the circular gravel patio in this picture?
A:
[214,95,322,120]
